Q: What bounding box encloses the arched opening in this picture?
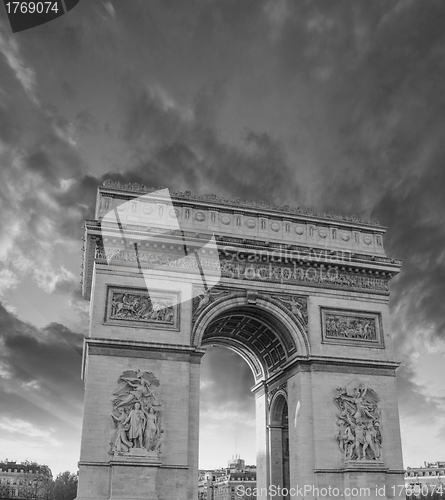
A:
[195,303,301,381]
[199,346,256,468]
[269,393,290,499]
[195,298,301,499]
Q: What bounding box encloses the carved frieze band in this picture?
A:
[110,370,164,458]
[321,308,384,348]
[104,286,180,330]
[95,248,389,294]
[334,383,382,463]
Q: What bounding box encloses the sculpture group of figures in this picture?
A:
[334,385,382,461]
[110,370,165,455]
[326,315,377,341]
[110,292,174,323]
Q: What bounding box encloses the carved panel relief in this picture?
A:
[334,383,382,462]
[110,370,164,458]
[191,287,232,323]
[105,286,180,330]
[274,295,308,332]
[321,308,383,348]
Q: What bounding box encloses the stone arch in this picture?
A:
[192,294,310,381]
[269,389,288,427]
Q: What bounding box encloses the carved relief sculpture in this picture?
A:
[321,308,383,347]
[275,295,308,331]
[104,287,180,330]
[334,384,382,462]
[109,370,164,457]
[326,314,376,341]
[110,292,174,323]
[192,287,230,322]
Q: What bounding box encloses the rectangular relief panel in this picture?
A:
[320,307,384,348]
[104,285,180,330]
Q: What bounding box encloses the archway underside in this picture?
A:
[201,306,295,380]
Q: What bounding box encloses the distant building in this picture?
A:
[405,461,445,493]
[198,469,226,500]
[0,461,52,499]
[198,457,256,500]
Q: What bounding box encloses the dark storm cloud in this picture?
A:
[0,302,84,415]
[281,0,445,345]
[76,110,99,135]
[0,303,83,382]
[61,81,77,102]
[117,79,299,204]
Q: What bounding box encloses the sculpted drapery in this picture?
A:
[109,370,164,455]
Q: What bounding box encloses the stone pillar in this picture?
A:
[269,426,284,498]
[76,336,204,500]
[254,386,269,500]
[287,370,316,500]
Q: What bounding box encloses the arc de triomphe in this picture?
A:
[76,181,404,500]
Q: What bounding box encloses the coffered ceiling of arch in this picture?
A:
[201,312,292,374]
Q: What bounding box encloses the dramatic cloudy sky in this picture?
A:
[1,0,445,475]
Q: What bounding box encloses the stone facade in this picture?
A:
[405,462,445,494]
[0,462,52,500]
[76,183,404,500]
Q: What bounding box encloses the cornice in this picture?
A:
[251,356,400,392]
[83,219,402,270]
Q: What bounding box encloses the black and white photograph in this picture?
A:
[0,2,444,499]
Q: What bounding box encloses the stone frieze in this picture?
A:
[321,308,383,347]
[105,286,179,329]
[96,248,389,294]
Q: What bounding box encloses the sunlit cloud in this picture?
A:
[0,23,38,105]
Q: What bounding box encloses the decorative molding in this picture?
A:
[110,370,165,458]
[104,286,180,330]
[321,308,384,348]
[267,383,287,410]
[334,382,382,463]
[86,218,402,268]
[101,180,381,227]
